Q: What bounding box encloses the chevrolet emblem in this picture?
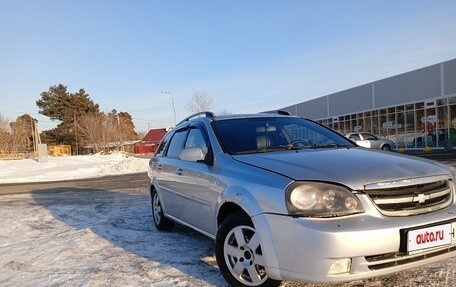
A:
[416,193,428,204]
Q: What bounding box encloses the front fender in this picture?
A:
[216,185,266,219]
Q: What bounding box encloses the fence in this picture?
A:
[0,151,35,160]
[0,145,72,160]
[134,145,157,154]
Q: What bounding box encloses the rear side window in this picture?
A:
[166,129,188,158]
[362,133,377,140]
[154,133,172,158]
[349,134,361,140]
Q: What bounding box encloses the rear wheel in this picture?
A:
[215,212,281,287]
[381,144,391,151]
[151,189,174,231]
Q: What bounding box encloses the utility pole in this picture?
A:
[34,121,41,149]
[31,118,36,153]
[30,119,41,154]
[161,91,177,126]
[74,110,79,155]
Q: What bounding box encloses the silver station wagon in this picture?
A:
[148,111,456,287]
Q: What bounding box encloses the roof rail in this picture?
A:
[260,110,292,116]
[176,111,216,126]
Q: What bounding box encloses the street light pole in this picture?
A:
[161,90,177,126]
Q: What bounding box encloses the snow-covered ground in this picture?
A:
[1,184,455,287]
[0,153,150,184]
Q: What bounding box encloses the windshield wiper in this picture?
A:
[234,143,350,154]
[234,147,289,155]
[301,143,351,149]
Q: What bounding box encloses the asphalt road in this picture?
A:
[2,169,456,286]
[404,151,456,163]
[0,172,150,194]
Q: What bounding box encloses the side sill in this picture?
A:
[165,213,216,240]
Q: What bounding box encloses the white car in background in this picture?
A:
[346,132,395,151]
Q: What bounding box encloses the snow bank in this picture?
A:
[0,153,150,184]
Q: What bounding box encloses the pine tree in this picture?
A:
[36,84,100,153]
[118,112,137,140]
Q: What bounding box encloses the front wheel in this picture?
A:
[381,144,391,151]
[151,189,174,231]
[215,212,281,287]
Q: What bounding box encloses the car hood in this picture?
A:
[232,147,451,190]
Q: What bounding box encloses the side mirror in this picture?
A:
[179,147,206,162]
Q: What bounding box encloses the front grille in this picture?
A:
[363,177,453,216]
[365,245,456,270]
[365,180,447,197]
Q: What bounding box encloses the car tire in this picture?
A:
[381,144,391,151]
[151,189,174,231]
[215,212,281,287]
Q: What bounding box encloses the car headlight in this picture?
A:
[285,182,365,217]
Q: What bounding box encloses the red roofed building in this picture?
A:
[143,128,167,144]
[134,128,168,154]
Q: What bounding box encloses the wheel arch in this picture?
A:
[215,185,267,229]
[381,143,392,150]
[217,202,249,227]
[149,183,155,196]
[149,177,160,196]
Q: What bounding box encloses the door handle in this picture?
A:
[175,168,183,175]
[157,164,163,170]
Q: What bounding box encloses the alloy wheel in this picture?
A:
[152,192,162,225]
[223,225,268,286]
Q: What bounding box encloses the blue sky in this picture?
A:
[1,0,456,132]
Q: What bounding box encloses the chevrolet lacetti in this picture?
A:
[148,111,456,287]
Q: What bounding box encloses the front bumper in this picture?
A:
[252,195,456,283]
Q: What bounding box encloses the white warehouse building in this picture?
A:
[280,58,456,150]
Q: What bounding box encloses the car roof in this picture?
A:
[174,112,301,129]
[213,113,298,121]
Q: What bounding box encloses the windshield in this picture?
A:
[212,117,354,155]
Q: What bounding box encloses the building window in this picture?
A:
[415,108,425,148]
[450,104,456,147]
[437,105,449,147]
[437,98,447,106]
[396,108,405,148]
[405,110,415,148]
[322,97,455,150]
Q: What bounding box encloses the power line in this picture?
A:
[128,105,171,113]
[0,110,29,114]
[131,117,174,123]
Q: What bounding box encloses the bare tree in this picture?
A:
[77,111,137,153]
[77,113,109,153]
[185,90,214,113]
[0,114,10,151]
[9,114,36,152]
[106,110,137,150]
[136,131,146,140]
[217,108,232,115]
